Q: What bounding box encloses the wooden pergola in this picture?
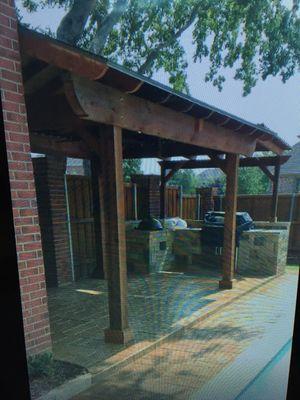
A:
[19,26,291,344]
[159,155,290,222]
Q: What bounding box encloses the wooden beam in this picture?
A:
[123,139,218,159]
[270,156,281,222]
[256,138,284,156]
[219,153,240,290]
[209,154,227,174]
[24,65,60,95]
[259,164,275,182]
[97,125,132,344]
[20,27,108,81]
[164,160,188,182]
[64,75,257,156]
[75,126,103,158]
[30,133,90,158]
[160,155,290,170]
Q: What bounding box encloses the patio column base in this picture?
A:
[219,279,235,290]
[104,328,134,344]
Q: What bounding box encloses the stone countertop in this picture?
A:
[242,229,287,234]
[174,228,202,232]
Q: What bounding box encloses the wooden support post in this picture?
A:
[90,157,105,279]
[98,126,132,344]
[179,185,183,218]
[219,153,240,290]
[270,156,281,222]
[160,166,166,219]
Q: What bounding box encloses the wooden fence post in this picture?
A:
[270,156,281,222]
[179,185,183,218]
[160,166,166,219]
[219,195,223,211]
[196,193,201,220]
[91,157,105,279]
[132,183,138,220]
[64,175,76,281]
[289,193,296,222]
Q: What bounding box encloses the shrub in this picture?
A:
[27,352,55,379]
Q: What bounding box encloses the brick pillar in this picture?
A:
[197,187,218,219]
[32,155,72,287]
[0,0,51,355]
[131,174,160,218]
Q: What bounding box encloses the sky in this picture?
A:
[16,1,300,175]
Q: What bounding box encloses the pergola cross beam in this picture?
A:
[159,155,290,170]
[159,154,289,223]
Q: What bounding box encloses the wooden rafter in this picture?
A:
[24,65,60,95]
[20,27,108,81]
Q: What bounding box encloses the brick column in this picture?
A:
[32,155,72,287]
[131,174,160,218]
[197,187,218,219]
[0,0,51,355]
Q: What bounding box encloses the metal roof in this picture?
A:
[19,25,291,153]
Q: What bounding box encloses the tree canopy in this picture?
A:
[20,0,300,95]
[237,167,270,194]
[123,159,142,181]
[169,169,199,194]
[204,166,270,195]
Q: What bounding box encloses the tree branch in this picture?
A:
[56,0,97,45]
[90,0,128,54]
[138,5,199,75]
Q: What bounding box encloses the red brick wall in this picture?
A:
[131,174,160,218]
[197,187,218,219]
[0,0,52,355]
[33,155,72,286]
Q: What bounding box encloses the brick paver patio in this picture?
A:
[48,269,221,369]
[47,267,297,376]
[71,268,298,399]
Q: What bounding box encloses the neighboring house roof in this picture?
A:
[198,168,224,182]
[280,141,300,175]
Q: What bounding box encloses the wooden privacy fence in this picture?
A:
[65,175,96,280]
[66,175,300,266]
[219,194,300,261]
[166,186,197,219]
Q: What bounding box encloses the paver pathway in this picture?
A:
[72,269,299,400]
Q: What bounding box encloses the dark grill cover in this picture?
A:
[202,211,253,247]
[136,217,163,231]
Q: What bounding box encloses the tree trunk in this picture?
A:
[57,0,97,45]
[90,0,128,54]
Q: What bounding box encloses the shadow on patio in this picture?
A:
[47,269,220,371]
